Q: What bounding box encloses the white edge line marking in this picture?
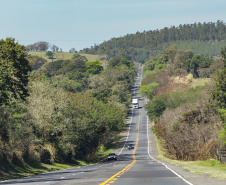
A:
[146,99,193,185]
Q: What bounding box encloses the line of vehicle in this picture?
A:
[118,108,134,156]
[99,108,140,185]
[118,73,140,155]
[99,69,141,185]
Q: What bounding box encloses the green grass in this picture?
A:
[158,157,226,179]
[152,121,226,179]
[28,51,109,67]
[190,78,211,88]
[0,162,78,181]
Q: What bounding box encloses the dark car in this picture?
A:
[108,153,117,161]
[127,144,135,149]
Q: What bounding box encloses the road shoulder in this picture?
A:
[147,121,226,185]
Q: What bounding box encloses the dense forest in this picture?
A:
[81,21,226,62]
[0,38,136,171]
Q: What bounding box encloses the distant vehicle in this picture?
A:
[127,144,135,149]
[132,99,139,109]
[108,153,118,161]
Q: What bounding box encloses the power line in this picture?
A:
[17,39,104,42]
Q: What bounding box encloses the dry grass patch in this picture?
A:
[172,73,193,85]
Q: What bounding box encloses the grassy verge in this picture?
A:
[0,162,77,181]
[153,123,226,179]
[0,134,121,182]
[158,157,226,179]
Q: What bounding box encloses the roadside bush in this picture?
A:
[143,70,156,79]
[41,144,56,164]
[27,55,47,70]
[145,94,166,121]
[0,102,35,164]
[142,69,169,85]
[23,145,41,164]
[41,149,52,164]
[155,75,187,95]
[154,100,222,160]
[139,83,159,99]
[146,85,208,121]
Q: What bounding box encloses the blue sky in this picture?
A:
[1,0,226,51]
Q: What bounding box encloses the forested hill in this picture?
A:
[81,21,226,63]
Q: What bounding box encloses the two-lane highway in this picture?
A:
[0,67,192,185]
[98,66,192,185]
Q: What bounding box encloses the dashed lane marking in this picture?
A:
[99,108,140,185]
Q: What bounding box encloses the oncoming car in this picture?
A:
[108,153,118,161]
[127,144,135,149]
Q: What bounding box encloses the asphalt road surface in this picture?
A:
[0,67,193,185]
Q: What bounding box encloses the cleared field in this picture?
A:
[28,52,108,67]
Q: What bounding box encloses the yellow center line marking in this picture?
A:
[99,108,141,185]
[100,68,143,185]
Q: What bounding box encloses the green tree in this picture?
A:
[0,38,31,105]
[190,55,200,78]
[121,58,134,69]
[146,94,166,121]
[45,51,55,59]
[27,55,47,70]
[108,56,122,67]
[71,53,88,62]
[185,54,204,78]
[139,83,159,99]
[211,47,226,140]
[87,61,103,75]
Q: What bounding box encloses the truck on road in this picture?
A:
[132,99,139,109]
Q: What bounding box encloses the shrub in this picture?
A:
[145,94,166,121]
[41,149,52,164]
[139,83,159,99]
[142,69,169,86]
[154,100,222,161]
[174,68,187,77]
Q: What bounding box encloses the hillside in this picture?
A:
[28,51,108,64]
[80,21,226,63]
